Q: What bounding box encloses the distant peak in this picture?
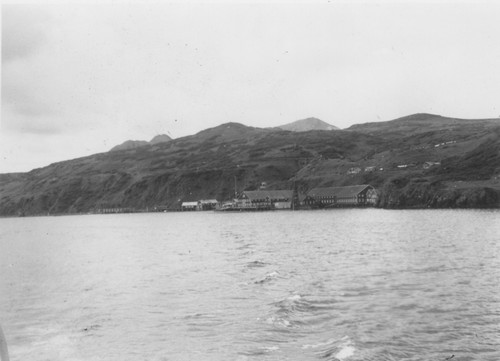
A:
[277,117,339,132]
[110,133,172,152]
[196,122,255,135]
[393,113,444,122]
[215,122,249,129]
[150,134,172,144]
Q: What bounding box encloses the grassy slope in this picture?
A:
[1,115,499,215]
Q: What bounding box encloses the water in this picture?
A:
[0,209,499,361]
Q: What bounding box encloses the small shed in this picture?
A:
[181,201,198,211]
[423,161,441,169]
[347,167,362,175]
[198,199,218,210]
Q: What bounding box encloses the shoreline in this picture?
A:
[1,205,499,219]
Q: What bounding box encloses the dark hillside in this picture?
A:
[1,114,499,215]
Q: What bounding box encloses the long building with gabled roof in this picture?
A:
[305,184,378,207]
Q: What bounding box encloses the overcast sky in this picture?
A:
[2,1,500,173]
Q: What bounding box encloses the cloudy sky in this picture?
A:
[2,1,500,173]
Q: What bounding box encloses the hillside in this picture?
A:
[1,114,499,216]
[278,117,339,132]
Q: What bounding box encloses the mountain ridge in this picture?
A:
[347,113,500,135]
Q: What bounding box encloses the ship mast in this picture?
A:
[234,175,237,199]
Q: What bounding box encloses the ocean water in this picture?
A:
[0,209,499,361]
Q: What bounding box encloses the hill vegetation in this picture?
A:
[1,114,499,216]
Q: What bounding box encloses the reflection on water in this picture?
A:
[0,209,499,361]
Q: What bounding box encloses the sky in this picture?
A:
[2,1,500,173]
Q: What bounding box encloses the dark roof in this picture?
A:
[298,193,308,202]
[308,185,374,198]
[242,190,293,201]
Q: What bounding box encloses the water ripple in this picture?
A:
[0,210,499,361]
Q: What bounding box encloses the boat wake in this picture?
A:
[263,294,356,360]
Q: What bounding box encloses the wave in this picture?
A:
[245,260,268,268]
[273,294,338,315]
[263,293,341,333]
[254,271,280,284]
[303,336,356,360]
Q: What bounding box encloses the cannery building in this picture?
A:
[304,184,378,207]
[239,190,294,209]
